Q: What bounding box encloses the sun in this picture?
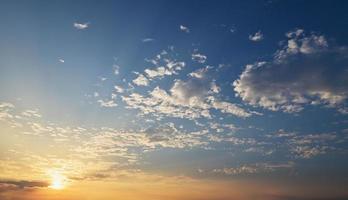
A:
[49,172,66,190]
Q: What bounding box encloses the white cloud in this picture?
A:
[114,85,124,93]
[143,50,185,80]
[132,74,149,86]
[249,31,263,42]
[123,75,252,119]
[179,25,190,33]
[59,59,65,63]
[21,110,41,118]
[234,30,348,113]
[113,64,120,75]
[73,22,89,30]
[97,99,117,107]
[208,96,251,118]
[192,53,207,63]
[144,66,177,79]
[142,38,154,42]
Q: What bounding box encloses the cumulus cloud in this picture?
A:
[192,53,207,63]
[143,49,185,80]
[249,31,263,41]
[132,73,149,86]
[59,59,65,63]
[97,99,117,107]
[123,72,252,119]
[179,25,190,33]
[73,22,89,30]
[234,29,348,113]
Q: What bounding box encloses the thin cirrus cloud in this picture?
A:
[142,38,155,42]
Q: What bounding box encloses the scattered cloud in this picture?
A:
[97,99,117,107]
[143,49,186,80]
[179,25,190,33]
[192,53,207,63]
[132,73,149,86]
[234,30,348,113]
[114,85,124,93]
[249,31,264,41]
[113,64,120,75]
[123,74,252,119]
[59,59,65,63]
[142,38,154,42]
[73,22,89,30]
[212,162,294,175]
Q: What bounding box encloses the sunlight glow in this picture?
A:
[49,171,66,190]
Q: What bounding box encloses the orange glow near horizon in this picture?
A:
[49,171,66,190]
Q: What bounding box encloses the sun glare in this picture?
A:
[49,172,66,190]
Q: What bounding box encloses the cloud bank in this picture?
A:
[234,30,348,113]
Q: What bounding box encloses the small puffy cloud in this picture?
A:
[289,133,337,158]
[234,30,348,113]
[267,130,339,159]
[192,53,207,63]
[123,74,252,119]
[113,64,120,75]
[21,110,41,118]
[189,66,211,79]
[143,49,185,80]
[59,59,65,63]
[73,22,89,30]
[249,31,263,42]
[132,74,149,86]
[114,85,124,93]
[179,25,190,33]
[97,99,117,107]
[144,65,180,79]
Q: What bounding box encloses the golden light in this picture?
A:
[49,171,66,190]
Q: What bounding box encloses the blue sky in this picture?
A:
[1,1,348,199]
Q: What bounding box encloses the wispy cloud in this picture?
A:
[0,180,48,192]
[142,38,154,42]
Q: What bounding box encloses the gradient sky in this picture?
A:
[1,0,348,200]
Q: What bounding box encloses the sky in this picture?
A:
[1,0,348,200]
